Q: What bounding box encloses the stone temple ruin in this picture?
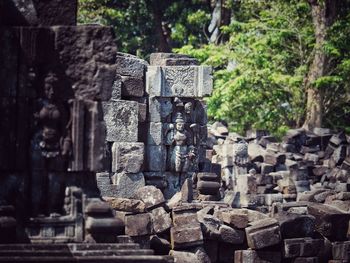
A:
[1,1,350,263]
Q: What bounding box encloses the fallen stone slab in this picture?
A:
[133,185,165,210]
[235,250,282,263]
[283,238,324,258]
[151,207,172,234]
[307,203,350,241]
[105,197,146,213]
[245,218,281,249]
[172,203,200,226]
[125,213,153,237]
[218,225,245,244]
[170,223,203,249]
[332,241,350,261]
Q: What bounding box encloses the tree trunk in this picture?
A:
[303,0,340,130]
[145,0,171,52]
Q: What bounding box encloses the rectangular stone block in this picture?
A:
[332,241,350,260]
[283,238,324,258]
[146,66,212,98]
[112,142,144,173]
[150,53,199,66]
[121,76,144,97]
[307,203,350,241]
[172,204,199,226]
[218,210,249,229]
[102,100,139,142]
[125,213,152,236]
[112,172,145,198]
[148,97,173,122]
[245,218,282,249]
[151,207,172,234]
[147,122,164,145]
[235,250,282,263]
[116,52,148,78]
[138,102,147,123]
[170,223,203,249]
[145,145,166,171]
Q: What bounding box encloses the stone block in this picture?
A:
[148,97,173,122]
[219,225,245,244]
[181,178,193,203]
[235,250,282,263]
[116,52,148,78]
[283,238,324,258]
[111,74,122,100]
[147,122,164,145]
[112,172,145,198]
[277,213,315,239]
[146,66,212,98]
[151,207,172,233]
[145,145,167,171]
[1,0,78,26]
[102,100,139,142]
[169,250,199,263]
[138,102,147,123]
[125,213,152,236]
[197,181,220,195]
[218,210,249,229]
[111,142,144,173]
[197,172,220,182]
[293,257,318,263]
[54,26,117,100]
[170,223,203,249]
[307,203,350,241]
[332,241,350,260]
[133,185,165,209]
[85,217,124,234]
[172,204,199,226]
[245,218,282,249]
[105,197,146,213]
[150,53,199,66]
[121,76,144,97]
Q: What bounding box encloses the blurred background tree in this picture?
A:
[79,0,350,136]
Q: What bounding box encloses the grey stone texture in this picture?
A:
[116,52,148,79]
[112,142,144,173]
[53,26,117,101]
[146,66,213,98]
[112,172,146,198]
[102,100,139,142]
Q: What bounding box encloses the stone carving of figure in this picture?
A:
[166,112,196,181]
[31,72,72,216]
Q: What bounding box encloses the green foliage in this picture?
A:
[78,0,210,57]
[176,0,314,136]
[79,0,350,135]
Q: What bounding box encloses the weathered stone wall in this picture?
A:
[97,53,215,201]
[0,0,121,244]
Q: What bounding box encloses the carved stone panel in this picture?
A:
[146,66,213,98]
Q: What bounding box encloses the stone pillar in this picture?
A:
[145,53,213,199]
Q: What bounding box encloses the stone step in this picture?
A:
[0,255,174,262]
[0,249,154,257]
[0,243,140,251]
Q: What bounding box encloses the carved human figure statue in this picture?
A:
[166,112,196,175]
[31,71,72,216]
